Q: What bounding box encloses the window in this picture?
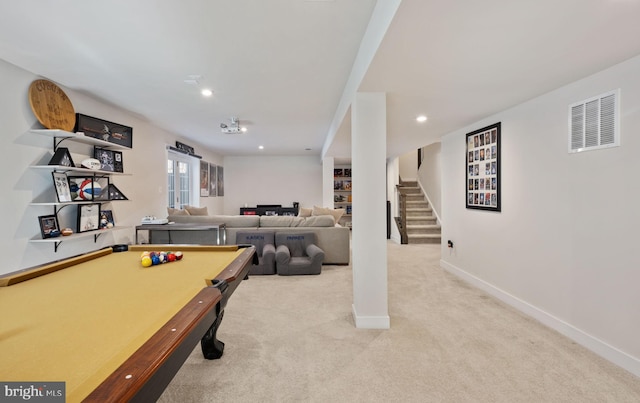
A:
[167,149,198,209]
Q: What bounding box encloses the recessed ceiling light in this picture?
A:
[201,89,213,97]
[241,127,248,133]
[258,145,264,150]
[416,115,427,123]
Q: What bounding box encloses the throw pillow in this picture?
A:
[312,206,345,223]
[298,207,312,217]
[184,205,209,216]
[167,207,190,216]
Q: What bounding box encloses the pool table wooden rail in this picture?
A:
[84,286,222,402]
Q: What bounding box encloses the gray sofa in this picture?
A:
[161,214,350,265]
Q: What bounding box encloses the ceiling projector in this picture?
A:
[220,117,244,134]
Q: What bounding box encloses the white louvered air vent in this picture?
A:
[568,89,620,153]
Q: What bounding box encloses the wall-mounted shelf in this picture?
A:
[30,165,130,176]
[28,128,131,252]
[29,227,130,252]
[30,129,130,150]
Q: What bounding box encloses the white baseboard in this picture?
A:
[440,259,640,378]
[352,304,390,329]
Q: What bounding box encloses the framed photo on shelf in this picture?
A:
[94,148,115,172]
[68,176,109,202]
[48,147,75,167]
[51,172,72,202]
[77,204,100,233]
[38,214,60,238]
[113,150,123,172]
[466,122,501,212]
[100,209,115,229]
[74,113,133,148]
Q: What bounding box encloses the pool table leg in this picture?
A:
[201,310,225,359]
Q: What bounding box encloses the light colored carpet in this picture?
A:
[158,242,640,402]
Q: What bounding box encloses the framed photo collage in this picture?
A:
[466,122,501,212]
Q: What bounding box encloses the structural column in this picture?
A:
[351,92,389,329]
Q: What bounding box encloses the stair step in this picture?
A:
[407,234,441,244]
[406,218,437,225]
[407,224,441,234]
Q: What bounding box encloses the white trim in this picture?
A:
[440,259,640,378]
[352,304,390,329]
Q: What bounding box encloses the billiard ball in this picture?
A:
[167,253,176,262]
[175,252,183,261]
[151,256,160,265]
[141,256,152,267]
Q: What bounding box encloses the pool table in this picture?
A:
[0,244,255,402]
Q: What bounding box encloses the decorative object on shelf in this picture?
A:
[48,147,75,167]
[200,161,210,197]
[113,150,123,172]
[465,122,501,212]
[334,168,343,177]
[61,228,74,236]
[28,79,76,132]
[100,210,115,229]
[52,172,72,202]
[38,214,61,238]
[68,176,107,201]
[74,113,132,148]
[106,183,128,200]
[77,204,100,233]
[81,158,101,170]
[94,148,115,172]
[217,166,224,196]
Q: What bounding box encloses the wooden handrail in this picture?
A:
[395,184,408,244]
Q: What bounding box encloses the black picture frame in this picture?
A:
[74,113,132,148]
[48,147,75,167]
[94,148,115,172]
[100,209,115,229]
[466,122,501,212]
[68,176,109,202]
[113,150,123,173]
[77,204,101,233]
[38,214,60,238]
[52,171,72,202]
[107,183,128,200]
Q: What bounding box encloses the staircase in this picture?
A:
[399,181,441,244]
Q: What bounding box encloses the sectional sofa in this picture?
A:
[160,214,350,265]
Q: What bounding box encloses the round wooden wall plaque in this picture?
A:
[28,79,76,131]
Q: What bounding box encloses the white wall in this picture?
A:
[1,59,223,275]
[417,142,442,221]
[398,149,417,181]
[223,156,323,215]
[440,54,640,376]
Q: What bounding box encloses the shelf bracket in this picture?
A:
[53,240,62,253]
[53,136,71,151]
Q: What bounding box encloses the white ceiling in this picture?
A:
[2,1,640,160]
